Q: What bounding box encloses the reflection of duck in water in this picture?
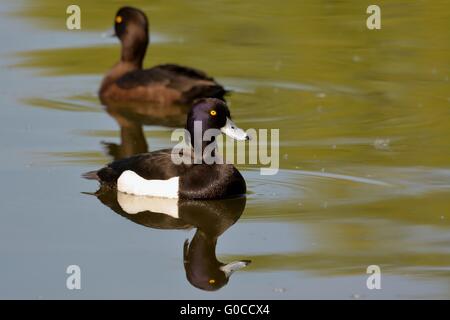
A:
[99,6,226,106]
[101,107,148,161]
[93,187,250,291]
[184,229,250,291]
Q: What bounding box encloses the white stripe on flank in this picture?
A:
[117,170,179,198]
[117,191,179,218]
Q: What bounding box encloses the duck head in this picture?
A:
[112,7,149,68]
[186,98,249,157]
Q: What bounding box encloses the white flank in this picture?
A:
[117,191,179,218]
[117,170,179,198]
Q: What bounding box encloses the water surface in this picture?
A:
[1,0,450,299]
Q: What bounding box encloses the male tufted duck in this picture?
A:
[84,98,249,200]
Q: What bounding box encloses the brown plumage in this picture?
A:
[99,7,226,106]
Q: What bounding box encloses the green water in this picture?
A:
[1,0,449,299]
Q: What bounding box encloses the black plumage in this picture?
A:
[84,98,248,200]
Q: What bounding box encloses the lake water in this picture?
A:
[1,0,449,299]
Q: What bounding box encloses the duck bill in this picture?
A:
[219,260,251,278]
[220,118,249,141]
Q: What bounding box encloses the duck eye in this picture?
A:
[115,16,123,23]
[210,110,217,116]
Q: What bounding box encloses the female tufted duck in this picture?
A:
[99,7,226,106]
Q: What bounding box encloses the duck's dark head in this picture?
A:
[113,7,149,67]
[186,98,249,151]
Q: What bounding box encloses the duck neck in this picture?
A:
[120,34,148,69]
[185,230,221,273]
[186,119,222,164]
[189,136,219,165]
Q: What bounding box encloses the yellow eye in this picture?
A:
[208,279,216,284]
[210,110,217,116]
[115,16,123,23]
